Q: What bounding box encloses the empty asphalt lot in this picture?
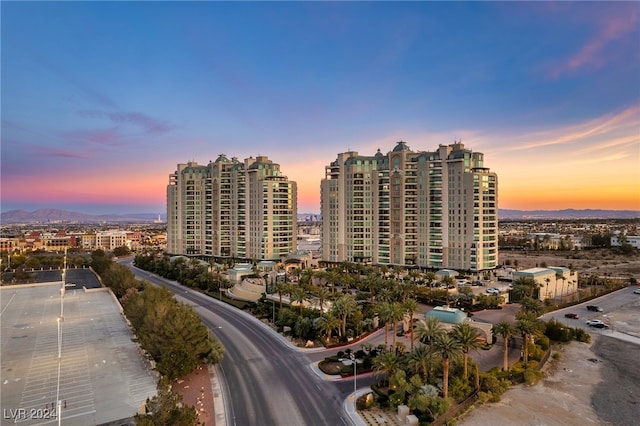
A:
[1,283,157,426]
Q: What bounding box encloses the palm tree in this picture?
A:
[314,287,331,313]
[408,269,421,284]
[492,320,513,372]
[511,276,539,301]
[516,314,542,365]
[403,299,418,350]
[415,316,444,346]
[315,313,340,344]
[364,273,380,303]
[390,302,405,349]
[275,281,288,309]
[377,287,394,304]
[440,275,455,306]
[326,269,340,295]
[431,333,463,399]
[332,294,357,338]
[519,296,544,317]
[292,287,307,314]
[452,323,482,378]
[378,302,393,348]
[372,350,401,387]
[407,345,436,380]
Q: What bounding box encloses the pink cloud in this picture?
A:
[77,110,172,134]
[26,144,91,159]
[59,128,122,147]
[550,9,638,78]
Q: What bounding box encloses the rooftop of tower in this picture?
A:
[392,141,411,152]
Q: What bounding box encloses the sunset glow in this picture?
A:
[2,2,639,215]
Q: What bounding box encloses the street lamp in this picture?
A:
[56,316,62,426]
[266,299,276,324]
[350,353,357,397]
[57,317,61,359]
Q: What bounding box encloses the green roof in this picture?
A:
[425,307,467,324]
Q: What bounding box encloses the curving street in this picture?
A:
[120,258,356,426]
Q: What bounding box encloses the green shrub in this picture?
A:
[479,372,511,402]
[524,369,543,385]
[389,391,405,408]
[535,335,550,351]
[448,375,473,401]
[573,328,591,343]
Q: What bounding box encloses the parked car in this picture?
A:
[633,288,640,294]
[590,322,609,329]
[564,313,579,319]
[586,305,603,312]
[586,319,606,327]
[486,287,500,295]
[471,280,484,287]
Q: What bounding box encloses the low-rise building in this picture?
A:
[513,266,578,302]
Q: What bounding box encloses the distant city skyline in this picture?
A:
[2,2,639,215]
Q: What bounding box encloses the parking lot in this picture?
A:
[1,284,157,425]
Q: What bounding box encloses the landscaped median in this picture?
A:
[318,347,377,377]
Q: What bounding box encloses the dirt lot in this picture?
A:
[500,249,640,279]
[459,336,640,425]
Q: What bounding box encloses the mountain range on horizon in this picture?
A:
[0,208,639,225]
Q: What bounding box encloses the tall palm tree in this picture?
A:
[559,275,567,303]
[326,269,340,295]
[292,287,307,314]
[432,333,463,399]
[378,302,393,348]
[452,323,482,378]
[416,316,445,346]
[425,271,437,300]
[511,276,539,300]
[519,296,544,317]
[315,313,340,344]
[403,299,418,350]
[275,281,288,309]
[397,281,416,303]
[516,314,542,365]
[492,320,513,372]
[332,294,357,338]
[408,269,421,284]
[390,302,405,349]
[314,287,331,313]
[407,345,436,380]
[364,272,380,303]
[440,275,455,306]
[377,287,394,304]
[372,350,401,387]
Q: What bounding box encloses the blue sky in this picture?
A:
[2,1,639,214]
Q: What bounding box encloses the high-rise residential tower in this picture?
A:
[321,142,498,271]
[167,155,297,261]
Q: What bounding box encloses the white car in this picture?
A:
[585,319,604,326]
[633,288,640,294]
[486,287,500,295]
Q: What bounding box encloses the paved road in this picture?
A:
[120,258,354,426]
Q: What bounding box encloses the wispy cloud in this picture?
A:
[26,144,91,159]
[503,105,639,151]
[549,8,638,78]
[568,153,629,166]
[59,128,122,147]
[77,110,172,134]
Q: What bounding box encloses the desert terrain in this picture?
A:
[459,336,640,425]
